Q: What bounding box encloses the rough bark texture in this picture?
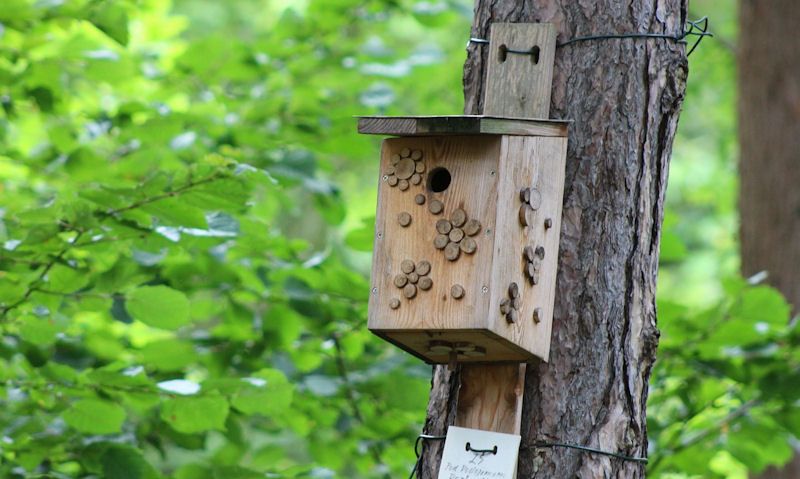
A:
[420,1,688,477]
[740,1,800,478]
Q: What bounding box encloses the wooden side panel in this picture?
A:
[483,23,557,119]
[488,135,567,362]
[368,136,499,339]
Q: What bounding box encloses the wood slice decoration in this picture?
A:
[502,281,522,324]
[416,260,431,276]
[450,284,465,300]
[451,208,467,227]
[464,219,482,236]
[448,228,465,243]
[429,199,444,215]
[393,258,433,302]
[433,234,449,249]
[418,277,433,291]
[460,237,477,254]
[398,212,412,227]
[401,259,415,274]
[385,148,425,191]
[389,298,401,310]
[436,219,452,235]
[444,242,461,261]
[523,245,545,285]
[415,194,426,205]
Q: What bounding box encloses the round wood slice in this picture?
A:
[416,260,431,276]
[508,282,519,299]
[464,219,482,236]
[407,272,419,284]
[524,245,536,262]
[433,234,449,249]
[528,188,542,210]
[518,204,530,226]
[398,179,409,191]
[535,246,545,259]
[411,149,422,160]
[533,308,542,323]
[389,298,401,310]
[428,200,444,215]
[391,153,401,165]
[428,340,453,354]
[448,228,465,243]
[462,346,486,357]
[401,259,415,274]
[394,274,408,288]
[460,237,477,254]
[499,298,510,315]
[418,276,433,291]
[520,187,531,203]
[403,283,417,299]
[415,160,425,173]
[436,219,452,234]
[415,194,426,205]
[410,173,422,185]
[506,309,518,324]
[400,147,411,158]
[397,212,412,227]
[395,158,415,180]
[388,176,398,187]
[444,242,461,261]
[450,284,465,299]
[451,208,467,227]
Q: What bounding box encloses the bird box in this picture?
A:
[358,116,568,363]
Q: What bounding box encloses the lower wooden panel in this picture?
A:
[374,329,536,363]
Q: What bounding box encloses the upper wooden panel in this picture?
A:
[357,115,569,138]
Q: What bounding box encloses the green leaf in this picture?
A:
[125,286,190,330]
[161,396,229,434]
[230,369,294,417]
[63,399,126,435]
[89,3,130,46]
[18,315,60,346]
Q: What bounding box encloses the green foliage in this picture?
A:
[1,0,797,477]
[0,0,467,477]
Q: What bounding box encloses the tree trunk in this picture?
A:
[420,2,688,477]
[739,1,800,478]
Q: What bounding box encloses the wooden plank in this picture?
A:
[357,115,568,137]
[455,364,526,434]
[483,23,557,118]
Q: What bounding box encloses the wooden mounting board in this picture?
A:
[357,115,568,137]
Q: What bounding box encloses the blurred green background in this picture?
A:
[1,1,798,478]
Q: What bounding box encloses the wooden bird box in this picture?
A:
[359,115,569,363]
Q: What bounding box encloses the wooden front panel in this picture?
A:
[488,135,567,362]
[368,136,499,344]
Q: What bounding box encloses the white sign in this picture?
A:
[437,426,521,479]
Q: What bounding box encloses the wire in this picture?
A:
[525,441,649,464]
[469,16,712,57]
[408,433,648,477]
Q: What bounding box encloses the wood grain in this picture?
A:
[483,23,557,118]
[357,115,568,137]
[456,363,526,434]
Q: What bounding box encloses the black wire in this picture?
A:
[525,441,649,464]
[408,434,648,477]
[469,16,713,57]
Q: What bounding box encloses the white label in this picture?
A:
[437,426,521,479]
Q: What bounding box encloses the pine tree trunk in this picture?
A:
[740,1,800,477]
[420,2,688,477]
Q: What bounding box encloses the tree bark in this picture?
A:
[739,1,800,478]
[420,2,688,477]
